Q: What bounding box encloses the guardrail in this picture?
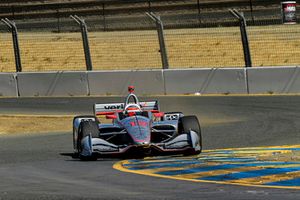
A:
[0,67,299,97]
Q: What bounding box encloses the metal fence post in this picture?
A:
[147,0,151,12]
[197,0,202,26]
[56,7,61,33]
[229,9,252,68]
[70,15,93,71]
[146,12,169,69]
[1,18,22,72]
[102,3,106,31]
[249,0,255,24]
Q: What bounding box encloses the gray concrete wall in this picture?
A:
[163,69,212,94]
[200,68,247,94]
[247,67,299,94]
[88,70,165,95]
[163,68,247,94]
[17,71,89,97]
[0,73,18,97]
[0,67,299,97]
[287,67,300,93]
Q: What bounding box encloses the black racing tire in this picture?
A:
[178,115,202,150]
[79,120,100,139]
[73,115,99,125]
[78,120,99,161]
[178,116,200,134]
[73,115,99,150]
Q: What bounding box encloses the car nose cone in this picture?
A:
[137,141,150,146]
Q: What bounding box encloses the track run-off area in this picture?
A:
[0,95,300,199]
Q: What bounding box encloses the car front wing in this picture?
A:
[79,130,201,158]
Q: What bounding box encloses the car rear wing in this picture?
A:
[94,101,159,116]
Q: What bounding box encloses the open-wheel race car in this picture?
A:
[72,86,202,160]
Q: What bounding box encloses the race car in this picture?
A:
[72,86,202,160]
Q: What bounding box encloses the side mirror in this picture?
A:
[106,115,117,119]
[153,112,164,118]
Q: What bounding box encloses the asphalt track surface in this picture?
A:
[0,96,300,199]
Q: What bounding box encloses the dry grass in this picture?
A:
[0,114,242,135]
[0,115,73,134]
[0,25,300,72]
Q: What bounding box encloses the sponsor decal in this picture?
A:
[104,104,124,110]
[285,4,296,12]
[282,2,296,24]
[122,117,151,143]
[130,121,148,127]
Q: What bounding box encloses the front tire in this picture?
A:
[78,120,99,161]
[178,115,202,154]
[73,115,99,151]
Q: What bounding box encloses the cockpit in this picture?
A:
[120,86,150,119]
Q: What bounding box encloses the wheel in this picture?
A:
[73,115,99,126]
[178,115,202,152]
[78,120,99,161]
[79,120,100,139]
[178,116,200,135]
[73,115,99,151]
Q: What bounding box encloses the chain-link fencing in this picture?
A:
[1,24,300,72]
[0,0,300,72]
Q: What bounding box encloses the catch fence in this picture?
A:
[0,0,299,72]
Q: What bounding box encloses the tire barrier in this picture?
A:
[0,67,299,97]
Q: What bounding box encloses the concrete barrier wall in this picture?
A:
[200,68,247,94]
[17,71,89,97]
[287,67,300,93]
[0,67,300,97]
[88,70,165,95]
[0,73,18,97]
[164,68,247,94]
[247,67,299,94]
[163,69,212,94]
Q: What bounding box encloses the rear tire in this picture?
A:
[178,116,202,154]
[78,120,99,161]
